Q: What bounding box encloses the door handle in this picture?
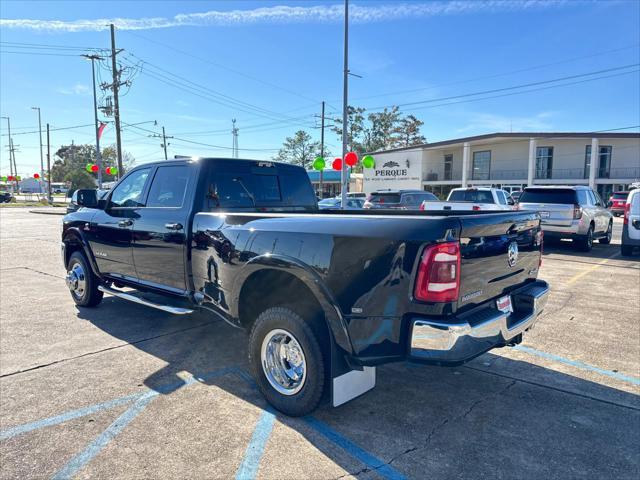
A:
[165,223,183,231]
[118,219,133,228]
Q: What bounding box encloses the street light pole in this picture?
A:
[83,54,103,188]
[340,0,349,209]
[31,107,44,194]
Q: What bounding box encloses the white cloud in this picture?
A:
[456,111,557,133]
[0,1,578,32]
[57,83,91,96]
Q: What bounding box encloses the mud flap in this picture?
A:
[329,338,376,407]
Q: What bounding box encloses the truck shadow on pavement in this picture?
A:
[75,298,640,479]
[543,240,639,262]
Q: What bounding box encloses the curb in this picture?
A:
[29,209,67,216]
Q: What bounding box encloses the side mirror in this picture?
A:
[76,189,98,208]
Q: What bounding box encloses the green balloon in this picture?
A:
[16,176,21,181]
[313,157,325,171]
[110,166,118,175]
[86,163,93,173]
[362,155,375,169]
[1,176,6,182]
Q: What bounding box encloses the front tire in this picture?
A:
[599,221,613,244]
[66,251,103,307]
[248,307,326,417]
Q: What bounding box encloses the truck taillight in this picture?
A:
[573,204,583,219]
[419,202,425,211]
[414,242,461,303]
[623,202,631,225]
[472,205,481,211]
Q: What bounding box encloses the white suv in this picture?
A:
[518,186,613,252]
[621,188,640,256]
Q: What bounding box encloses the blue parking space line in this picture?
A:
[513,345,640,386]
[235,408,277,480]
[304,416,407,480]
[51,391,158,480]
[0,393,143,441]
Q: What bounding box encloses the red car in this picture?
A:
[608,191,630,217]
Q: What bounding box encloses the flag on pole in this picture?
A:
[97,122,107,140]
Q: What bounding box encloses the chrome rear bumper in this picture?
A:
[410,280,549,364]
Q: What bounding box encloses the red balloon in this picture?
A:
[345,151,358,167]
[33,173,40,179]
[105,167,112,175]
[7,176,13,181]
[332,158,342,171]
[91,164,99,173]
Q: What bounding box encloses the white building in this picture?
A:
[364,132,640,199]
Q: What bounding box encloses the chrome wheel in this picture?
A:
[65,261,86,300]
[261,328,307,395]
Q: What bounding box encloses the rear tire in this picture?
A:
[599,221,613,244]
[575,226,594,252]
[621,245,634,256]
[248,307,326,417]
[66,251,103,307]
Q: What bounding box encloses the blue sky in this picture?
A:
[1,0,639,176]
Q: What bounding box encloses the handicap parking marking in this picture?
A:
[235,408,277,480]
[513,345,640,386]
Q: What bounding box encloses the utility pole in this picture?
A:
[340,0,349,208]
[231,119,239,158]
[150,127,173,160]
[1,116,18,192]
[46,123,52,202]
[31,107,44,194]
[320,101,325,198]
[110,24,124,178]
[84,54,103,188]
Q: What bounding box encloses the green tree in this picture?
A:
[64,169,97,191]
[330,106,366,153]
[273,130,321,169]
[396,114,426,147]
[367,106,402,151]
[51,143,135,184]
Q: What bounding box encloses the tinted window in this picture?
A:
[419,192,438,202]
[520,188,577,204]
[576,190,589,205]
[147,166,189,208]
[472,151,491,180]
[612,192,629,199]
[402,194,416,205]
[497,191,507,205]
[110,168,150,208]
[448,190,494,203]
[370,193,401,204]
[318,198,340,208]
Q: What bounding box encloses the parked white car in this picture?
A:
[420,187,515,211]
[621,188,640,256]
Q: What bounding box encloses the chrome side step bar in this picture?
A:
[98,285,194,315]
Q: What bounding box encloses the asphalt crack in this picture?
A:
[332,380,517,479]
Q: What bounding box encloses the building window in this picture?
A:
[535,147,553,179]
[444,154,453,180]
[472,150,491,180]
[584,145,613,179]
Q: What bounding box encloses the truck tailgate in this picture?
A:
[456,212,542,310]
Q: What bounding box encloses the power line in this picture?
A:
[123,30,320,104]
[0,41,105,51]
[0,123,95,137]
[365,63,640,111]
[0,50,89,57]
[351,43,640,102]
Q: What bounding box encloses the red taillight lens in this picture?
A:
[419,202,425,211]
[624,202,631,225]
[573,204,583,219]
[472,205,481,211]
[414,242,461,303]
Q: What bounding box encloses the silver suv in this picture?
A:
[518,186,613,251]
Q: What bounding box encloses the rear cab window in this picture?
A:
[448,190,494,203]
[519,188,577,204]
[206,161,317,211]
[612,192,629,200]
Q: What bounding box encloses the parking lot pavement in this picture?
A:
[1,209,638,479]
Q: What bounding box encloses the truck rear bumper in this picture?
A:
[409,280,549,364]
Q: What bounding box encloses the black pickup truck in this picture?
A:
[62,158,548,416]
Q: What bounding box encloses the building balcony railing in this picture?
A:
[602,167,640,179]
[535,168,584,180]
[490,169,528,180]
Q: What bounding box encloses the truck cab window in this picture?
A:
[109,168,150,208]
[147,166,189,208]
